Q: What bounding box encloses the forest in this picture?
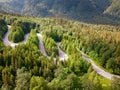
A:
[1,0,120,25]
[0,12,120,90]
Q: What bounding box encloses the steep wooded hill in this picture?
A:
[1,0,120,24]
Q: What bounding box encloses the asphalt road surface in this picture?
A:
[3,25,120,80]
[81,52,120,80]
[3,25,68,61]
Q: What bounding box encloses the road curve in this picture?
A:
[81,52,120,80]
[56,43,68,61]
[3,25,30,47]
[3,25,120,80]
[2,25,68,61]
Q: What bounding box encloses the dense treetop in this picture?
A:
[1,0,120,24]
[0,12,120,90]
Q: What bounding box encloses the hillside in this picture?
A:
[104,0,120,18]
[1,0,120,24]
[0,12,120,89]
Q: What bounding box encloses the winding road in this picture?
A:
[3,25,30,47]
[56,43,68,61]
[3,25,68,61]
[81,52,120,80]
[37,33,47,56]
[81,52,113,79]
[2,25,120,80]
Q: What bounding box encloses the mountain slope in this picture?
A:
[1,0,120,24]
[2,0,100,16]
[104,0,120,18]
